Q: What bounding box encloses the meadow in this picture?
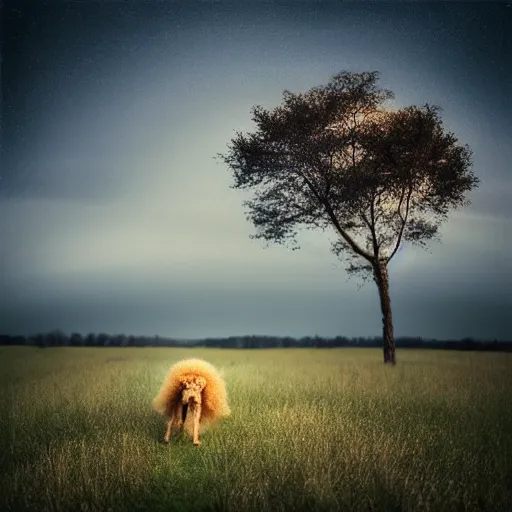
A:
[1,346,511,512]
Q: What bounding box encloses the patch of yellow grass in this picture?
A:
[1,347,511,511]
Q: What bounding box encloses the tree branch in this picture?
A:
[301,174,374,262]
[386,180,414,264]
[369,192,380,258]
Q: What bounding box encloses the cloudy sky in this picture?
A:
[1,0,511,340]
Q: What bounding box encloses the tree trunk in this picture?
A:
[373,262,396,365]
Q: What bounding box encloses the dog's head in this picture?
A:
[180,375,207,405]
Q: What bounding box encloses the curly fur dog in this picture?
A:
[152,358,230,446]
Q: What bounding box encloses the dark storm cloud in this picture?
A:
[2,277,510,340]
[3,1,511,197]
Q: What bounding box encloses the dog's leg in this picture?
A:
[164,415,174,443]
[164,401,182,443]
[175,401,185,432]
[192,402,202,446]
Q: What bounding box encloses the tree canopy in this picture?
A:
[220,71,477,278]
[218,71,479,363]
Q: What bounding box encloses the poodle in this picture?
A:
[152,358,230,446]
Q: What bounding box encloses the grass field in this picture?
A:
[1,346,511,512]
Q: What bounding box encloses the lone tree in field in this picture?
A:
[218,71,479,364]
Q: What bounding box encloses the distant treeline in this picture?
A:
[0,331,511,352]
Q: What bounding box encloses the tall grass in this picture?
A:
[1,346,511,511]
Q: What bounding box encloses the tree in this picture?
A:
[218,71,479,364]
[97,333,110,347]
[48,329,68,347]
[69,332,84,347]
[85,332,96,347]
